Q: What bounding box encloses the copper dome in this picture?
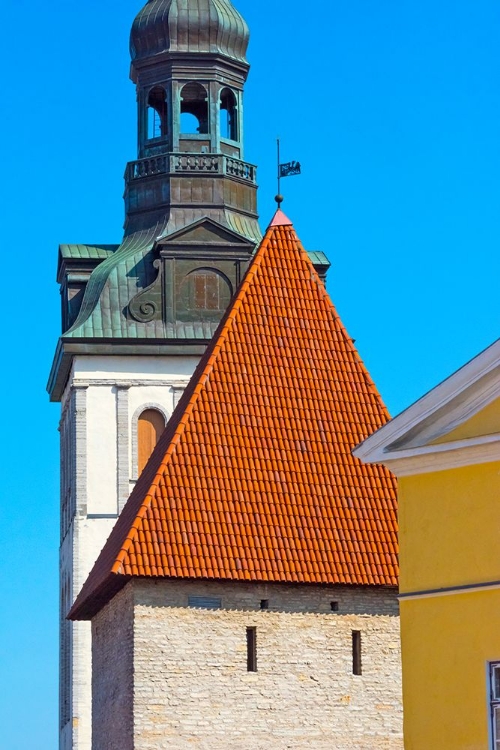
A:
[130,0,250,63]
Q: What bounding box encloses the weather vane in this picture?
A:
[276,137,301,207]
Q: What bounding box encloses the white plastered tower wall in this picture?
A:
[59,354,199,750]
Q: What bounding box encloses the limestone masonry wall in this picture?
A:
[92,585,134,750]
[121,579,402,750]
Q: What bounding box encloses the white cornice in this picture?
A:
[71,378,191,388]
[383,433,500,476]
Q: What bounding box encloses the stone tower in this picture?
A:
[48,2,267,748]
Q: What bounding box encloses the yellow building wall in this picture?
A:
[399,461,500,594]
[399,393,500,750]
[401,589,500,750]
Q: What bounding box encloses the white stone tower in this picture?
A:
[47,1,269,747]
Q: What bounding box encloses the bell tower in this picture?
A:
[124,0,259,237]
[49,3,261,750]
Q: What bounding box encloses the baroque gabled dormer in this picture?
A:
[125,0,259,237]
[128,218,255,329]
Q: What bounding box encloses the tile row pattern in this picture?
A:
[71,216,398,620]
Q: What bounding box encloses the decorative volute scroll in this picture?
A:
[129,259,163,322]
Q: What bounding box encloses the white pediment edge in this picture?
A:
[353,338,500,475]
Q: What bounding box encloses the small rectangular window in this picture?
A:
[247,627,257,672]
[490,662,500,748]
[188,595,221,610]
[260,599,269,610]
[352,631,362,676]
[330,601,339,612]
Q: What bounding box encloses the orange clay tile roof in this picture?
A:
[70,211,398,620]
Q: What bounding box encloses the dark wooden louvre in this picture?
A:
[352,631,362,676]
[138,409,165,475]
[192,272,223,311]
[247,627,257,672]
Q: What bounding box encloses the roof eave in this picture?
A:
[68,574,131,621]
[69,572,399,621]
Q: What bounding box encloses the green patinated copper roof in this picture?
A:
[307,250,331,268]
[130,0,250,64]
[64,217,331,342]
[65,210,262,341]
[60,244,119,260]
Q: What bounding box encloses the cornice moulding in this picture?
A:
[383,434,500,476]
[71,379,191,389]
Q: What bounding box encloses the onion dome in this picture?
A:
[130,0,250,64]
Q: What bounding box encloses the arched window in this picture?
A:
[180,83,209,134]
[147,86,168,140]
[138,409,165,475]
[220,88,238,141]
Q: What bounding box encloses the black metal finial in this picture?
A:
[275,194,284,207]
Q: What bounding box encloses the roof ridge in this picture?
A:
[269,209,293,227]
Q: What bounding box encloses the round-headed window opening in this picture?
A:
[137,408,166,476]
[147,86,168,140]
[220,88,238,141]
[180,82,209,134]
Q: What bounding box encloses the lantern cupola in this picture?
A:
[125,0,257,236]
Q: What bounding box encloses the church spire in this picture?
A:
[124,0,258,237]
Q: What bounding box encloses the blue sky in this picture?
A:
[1,1,499,747]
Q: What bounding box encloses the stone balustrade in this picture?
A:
[126,153,257,184]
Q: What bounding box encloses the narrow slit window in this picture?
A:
[247,627,257,672]
[352,631,362,676]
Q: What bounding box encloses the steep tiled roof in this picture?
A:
[70,211,398,620]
